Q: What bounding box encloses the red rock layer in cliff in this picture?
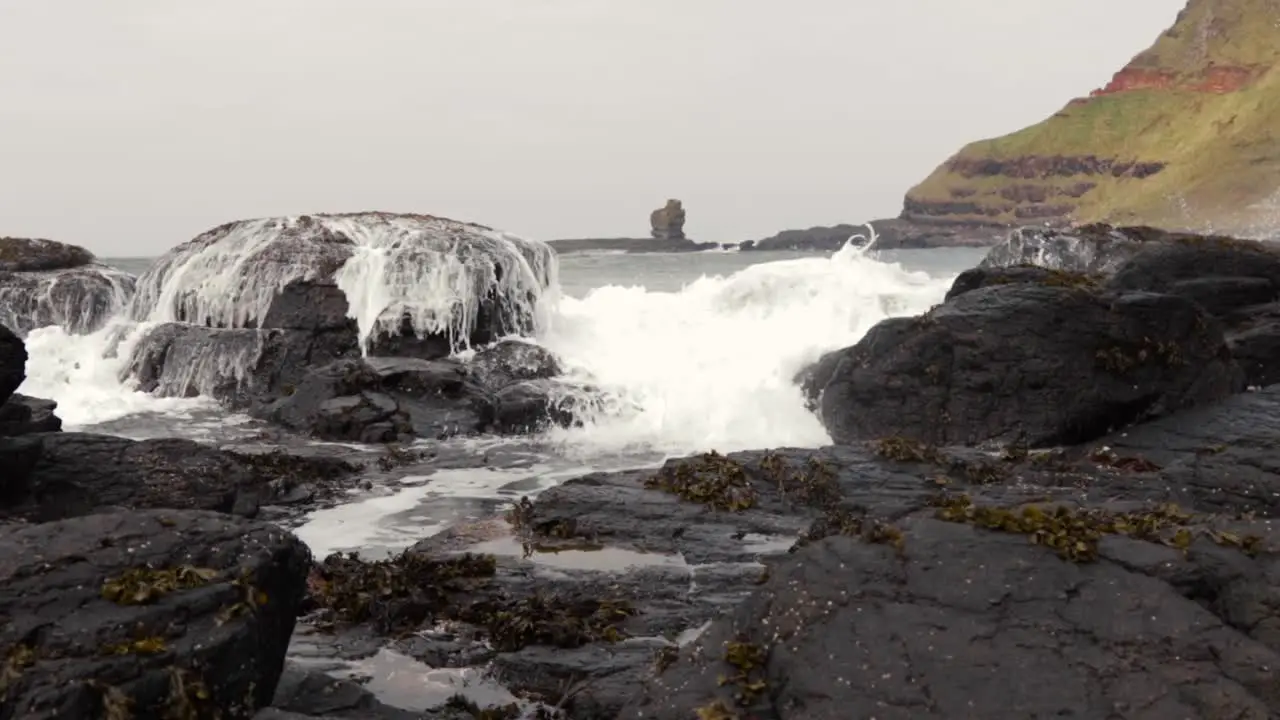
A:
[1090,64,1260,96]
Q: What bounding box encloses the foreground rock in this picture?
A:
[2,432,367,523]
[296,384,1280,718]
[0,237,136,335]
[0,509,311,719]
[617,392,1280,718]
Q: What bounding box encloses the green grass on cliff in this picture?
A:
[906,0,1280,233]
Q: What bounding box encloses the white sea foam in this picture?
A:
[537,240,950,455]
[17,220,954,460]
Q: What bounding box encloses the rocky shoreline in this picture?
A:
[4,221,1280,718]
[548,216,1004,255]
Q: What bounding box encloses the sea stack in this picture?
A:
[650,199,687,240]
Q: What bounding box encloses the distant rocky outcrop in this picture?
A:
[743,217,1005,252]
[549,199,733,254]
[649,199,687,240]
[902,0,1280,236]
[0,237,136,336]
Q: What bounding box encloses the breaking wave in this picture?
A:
[18,219,957,455]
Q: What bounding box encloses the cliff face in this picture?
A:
[904,0,1280,236]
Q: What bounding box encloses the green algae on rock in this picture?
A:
[930,493,1264,562]
[101,565,221,606]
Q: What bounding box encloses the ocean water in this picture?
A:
[19,243,986,558]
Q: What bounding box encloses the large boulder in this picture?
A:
[0,509,311,719]
[978,225,1280,387]
[0,237,135,336]
[649,199,687,241]
[128,213,557,359]
[812,280,1242,448]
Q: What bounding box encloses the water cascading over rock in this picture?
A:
[0,237,137,336]
[121,212,587,440]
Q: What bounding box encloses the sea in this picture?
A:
[16,245,987,561]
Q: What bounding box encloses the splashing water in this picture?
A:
[538,237,951,456]
[128,214,556,357]
[18,220,957,457]
[327,215,557,354]
[0,265,136,336]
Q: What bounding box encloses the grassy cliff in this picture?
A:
[904,0,1280,236]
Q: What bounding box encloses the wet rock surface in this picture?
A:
[0,432,369,523]
[0,509,312,720]
[981,224,1280,388]
[289,380,1280,718]
[0,237,136,336]
[121,213,578,439]
[811,281,1241,447]
[260,340,596,442]
[0,393,62,436]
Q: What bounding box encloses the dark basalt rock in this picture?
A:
[0,509,311,720]
[126,322,359,407]
[976,225,1280,387]
[260,341,597,442]
[1,433,365,523]
[0,393,62,436]
[811,282,1242,448]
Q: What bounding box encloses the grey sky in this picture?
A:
[1,0,1184,256]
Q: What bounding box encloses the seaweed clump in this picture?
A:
[645,451,757,511]
[484,595,635,652]
[873,436,944,464]
[794,506,904,553]
[875,437,1009,485]
[1090,447,1161,472]
[1095,336,1185,374]
[1,644,35,700]
[931,494,1264,562]
[758,452,843,509]
[1035,268,1100,290]
[442,693,524,719]
[101,565,221,606]
[715,638,769,709]
[308,551,497,634]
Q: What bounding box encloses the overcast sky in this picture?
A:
[1,0,1184,256]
